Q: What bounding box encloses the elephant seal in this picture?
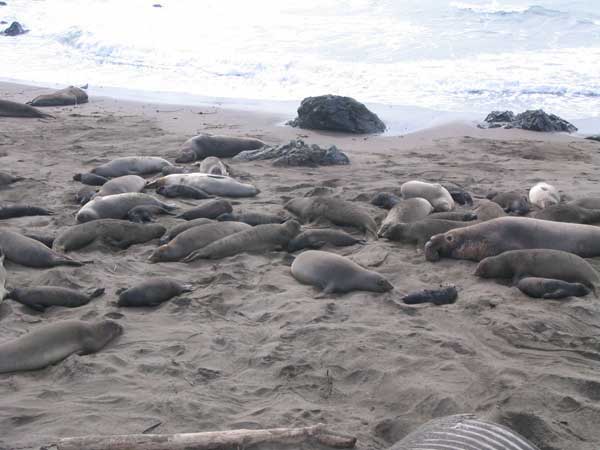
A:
[378,198,433,236]
[150,221,251,262]
[148,173,258,197]
[6,286,105,311]
[156,184,213,199]
[0,250,6,301]
[54,219,165,252]
[381,218,469,245]
[425,217,600,262]
[444,185,473,206]
[127,205,174,223]
[285,197,378,239]
[533,203,600,224]
[291,250,393,294]
[389,414,539,450]
[76,193,175,222]
[0,230,85,267]
[24,233,55,248]
[428,211,477,221]
[0,204,54,219]
[217,211,286,226]
[402,286,457,305]
[176,199,232,220]
[28,86,88,107]
[92,157,172,178]
[175,134,265,163]
[529,182,560,209]
[158,218,214,245]
[516,277,591,299]
[161,165,194,176]
[287,229,366,252]
[401,180,454,212]
[73,172,108,186]
[184,220,301,261]
[488,190,530,215]
[198,156,229,175]
[0,99,53,118]
[370,192,401,210]
[76,186,97,205]
[474,199,506,221]
[570,196,600,209]
[0,171,24,186]
[0,320,122,374]
[117,278,193,307]
[475,249,599,292]
[96,175,145,197]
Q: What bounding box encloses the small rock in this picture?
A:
[481,109,576,133]
[233,139,350,167]
[3,21,27,36]
[485,110,515,123]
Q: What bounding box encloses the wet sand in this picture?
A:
[1,81,600,450]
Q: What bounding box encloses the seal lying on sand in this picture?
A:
[0,99,53,118]
[217,212,287,226]
[148,173,258,197]
[0,230,85,267]
[488,190,530,215]
[516,277,591,299]
[0,171,24,186]
[176,134,265,163]
[177,199,233,220]
[6,286,105,311]
[473,199,506,221]
[150,221,251,262]
[533,203,600,224]
[381,218,469,245]
[285,196,378,239]
[402,286,457,305]
[529,182,560,209]
[54,219,165,252]
[96,175,145,197]
[370,192,401,210]
[28,86,88,106]
[198,156,229,175]
[73,172,108,186]
[117,278,193,307]
[184,220,301,261]
[127,205,175,223]
[76,193,175,222]
[378,198,433,236]
[76,186,97,205]
[401,180,454,212]
[158,218,214,245]
[291,250,393,294]
[425,217,600,262]
[0,205,54,220]
[287,229,366,252]
[0,320,122,374]
[156,184,213,199]
[475,249,599,293]
[92,157,172,178]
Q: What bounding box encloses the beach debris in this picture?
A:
[234,139,350,167]
[2,21,27,36]
[54,424,357,450]
[288,94,386,134]
[402,285,458,305]
[481,109,577,133]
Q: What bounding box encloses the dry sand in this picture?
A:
[1,81,600,450]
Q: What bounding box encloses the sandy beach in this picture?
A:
[1,81,600,450]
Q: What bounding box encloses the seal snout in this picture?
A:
[424,235,443,262]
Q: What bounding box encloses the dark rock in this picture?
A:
[0,2,7,6]
[3,21,27,36]
[481,109,576,133]
[233,139,350,167]
[485,110,515,123]
[585,135,600,142]
[0,21,8,25]
[288,94,386,134]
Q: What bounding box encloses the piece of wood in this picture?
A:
[56,423,357,450]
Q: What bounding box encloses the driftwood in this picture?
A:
[55,424,357,450]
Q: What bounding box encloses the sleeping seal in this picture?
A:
[28,86,88,106]
[126,205,175,223]
[158,218,214,244]
[516,277,591,299]
[217,211,287,226]
[473,199,506,221]
[198,156,229,175]
[0,205,54,219]
[0,99,53,118]
[0,320,122,374]
[96,175,146,197]
[287,229,366,252]
[54,219,165,252]
[76,193,175,222]
[377,198,433,236]
[0,230,85,267]
[533,203,600,224]
[529,182,560,209]
[291,250,393,294]
[401,180,454,212]
[148,173,258,197]
[425,217,600,262]
[156,184,213,199]
[6,286,105,311]
[176,134,265,163]
[73,172,108,186]
[117,278,193,307]
[176,199,233,220]
[370,192,401,210]
[92,156,172,178]
[488,190,530,215]
[381,218,469,245]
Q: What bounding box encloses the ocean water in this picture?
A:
[1,0,600,131]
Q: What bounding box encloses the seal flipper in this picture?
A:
[315,283,336,299]
[542,289,571,300]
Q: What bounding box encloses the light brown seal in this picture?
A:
[28,86,88,106]
[0,230,85,267]
[400,180,454,212]
[175,134,265,163]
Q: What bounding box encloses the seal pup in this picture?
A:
[54,219,165,252]
[197,156,229,175]
[516,277,591,299]
[158,218,214,245]
[401,180,455,212]
[0,230,85,267]
[488,190,530,215]
[76,193,176,222]
[0,250,6,301]
[6,286,105,311]
[0,205,54,219]
[377,198,433,236]
[0,171,24,186]
[291,250,393,294]
[370,192,401,210]
[73,172,108,186]
[287,229,366,252]
[473,199,506,221]
[127,205,175,223]
[444,184,473,206]
[425,217,600,262]
[28,86,88,106]
[533,203,600,224]
[91,156,172,178]
[175,134,265,163]
[475,249,599,293]
[117,278,193,307]
[0,99,53,118]
[0,320,122,374]
[76,186,97,205]
[380,218,469,245]
[529,182,560,209]
[96,175,145,197]
[217,211,287,226]
[184,220,301,261]
[285,196,378,239]
[428,211,477,221]
[148,173,258,198]
[156,184,213,199]
[176,199,233,220]
[150,221,251,262]
[402,286,457,305]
